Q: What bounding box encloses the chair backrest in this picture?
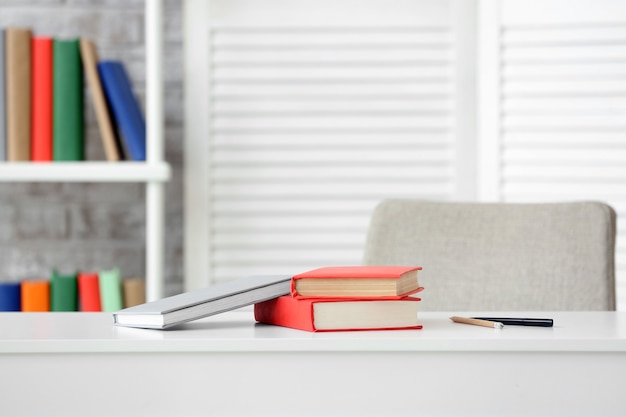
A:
[363,200,616,311]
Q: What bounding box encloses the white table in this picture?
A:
[1,310,625,417]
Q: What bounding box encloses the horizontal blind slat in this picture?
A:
[213,30,451,46]
[211,148,453,163]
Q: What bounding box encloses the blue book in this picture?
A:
[98,61,146,161]
[0,282,21,311]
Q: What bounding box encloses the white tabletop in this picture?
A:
[3,310,626,417]
[2,309,626,353]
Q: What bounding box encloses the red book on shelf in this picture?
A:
[21,280,50,311]
[255,295,422,332]
[291,265,423,299]
[78,272,102,312]
[31,36,53,161]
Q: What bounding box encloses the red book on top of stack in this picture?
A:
[254,266,423,332]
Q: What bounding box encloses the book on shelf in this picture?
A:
[113,274,292,329]
[53,38,84,161]
[99,268,123,312]
[291,265,422,299]
[0,29,6,161]
[50,271,78,311]
[254,295,422,332]
[98,60,146,161]
[0,268,145,313]
[0,282,21,311]
[80,38,124,161]
[31,36,53,161]
[122,278,145,308]
[6,27,32,162]
[77,272,101,312]
[2,31,151,164]
[21,280,50,311]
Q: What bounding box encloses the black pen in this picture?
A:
[471,317,553,327]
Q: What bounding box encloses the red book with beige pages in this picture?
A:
[291,265,423,299]
[255,295,422,332]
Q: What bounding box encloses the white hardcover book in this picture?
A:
[113,274,291,329]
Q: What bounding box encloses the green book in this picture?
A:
[51,271,78,311]
[99,268,123,312]
[53,38,84,161]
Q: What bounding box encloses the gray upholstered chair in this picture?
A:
[363,200,616,311]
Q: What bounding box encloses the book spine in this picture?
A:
[0,282,21,311]
[0,29,6,161]
[6,28,32,161]
[99,268,123,311]
[98,61,146,161]
[122,278,145,308]
[21,280,50,311]
[31,36,54,161]
[77,272,102,312]
[50,271,78,311]
[79,38,122,162]
[254,296,316,332]
[53,38,84,161]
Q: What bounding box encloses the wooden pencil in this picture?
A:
[450,316,504,329]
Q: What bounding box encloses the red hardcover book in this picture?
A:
[255,295,422,332]
[78,272,102,312]
[291,265,422,299]
[31,36,53,161]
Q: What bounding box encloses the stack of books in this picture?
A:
[0,268,145,312]
[111,266,423,331]
[254,266,423,332]
[0,27,146,162]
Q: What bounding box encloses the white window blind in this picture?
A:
[185,0,477,288]
[479,0,626,309]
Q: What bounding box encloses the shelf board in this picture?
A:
[0,161,171,182]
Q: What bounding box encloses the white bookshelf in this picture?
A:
[0,1,169,301]
[0,162,170,182]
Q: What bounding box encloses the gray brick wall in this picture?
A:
[0,0,184,296]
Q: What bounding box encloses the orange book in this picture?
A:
[21,280,50,311]
[77,272,101,312]
[291,265,422,299]
[255,295,422,332]
[31,36,53,161]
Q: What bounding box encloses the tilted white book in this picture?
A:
[113,275,291,329]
